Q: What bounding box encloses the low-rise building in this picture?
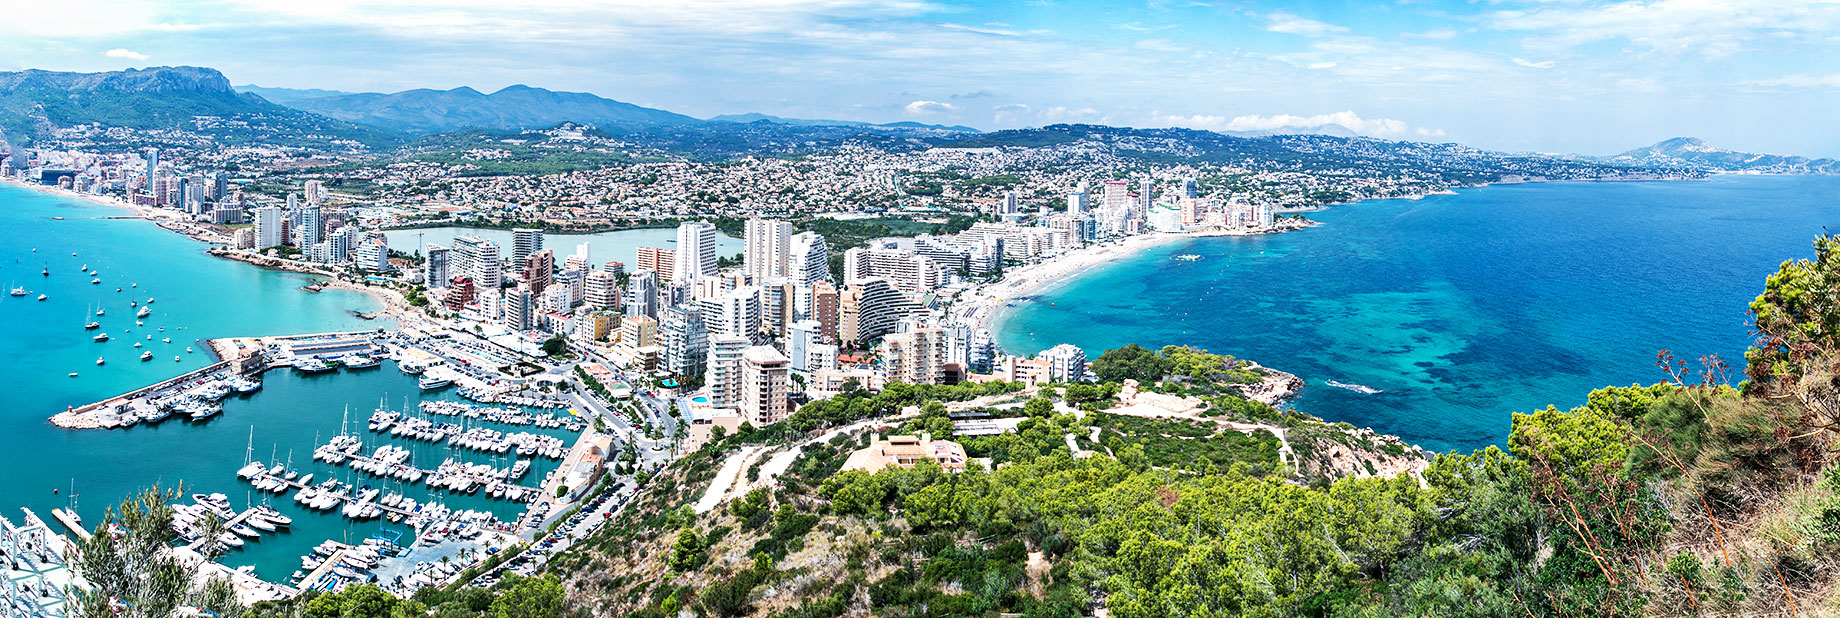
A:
[841,434,969,473]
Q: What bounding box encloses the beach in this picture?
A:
[953,220,1320,343]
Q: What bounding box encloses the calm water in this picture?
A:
[0,184,573,580]
[994,175,1840,453]
[383,225,742,266]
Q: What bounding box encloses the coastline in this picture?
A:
[0,177,402,320]
[957,220,1320,348]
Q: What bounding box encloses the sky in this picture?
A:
[3,0,1838,157]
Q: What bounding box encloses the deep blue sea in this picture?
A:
[993,175,1840,453]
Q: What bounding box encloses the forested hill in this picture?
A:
[525,235,1840,618]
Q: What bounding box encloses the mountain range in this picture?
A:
[1599,136,1840,174]
[273,84,701,135]
[0,66,396,149]
[3,66,1835,176]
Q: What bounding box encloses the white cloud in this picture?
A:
[1746,73,1840,89]
[1511,58,1554,69]
[992,103,1030,124]
[1266,11,1348,37]
[1133,38,1186,53]
[1403,28,1458,40]
[1307,61,1337,69]
[1154,110,1440,138]
[939,23,1021,37]
[105,48,148,60]
[904,100,958,115]
[1485,0,1840,59]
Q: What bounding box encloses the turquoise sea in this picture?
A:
[0,183,571,580]
[993,175,1840,453]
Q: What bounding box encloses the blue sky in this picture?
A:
[4,0,1838,156]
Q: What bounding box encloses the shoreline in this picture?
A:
[0,178,405,323]
[958,220,1320,347]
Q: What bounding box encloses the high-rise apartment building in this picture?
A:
[810,280,840,344]
[673,221,718,285]
[744,218,793,281]
[838,278,925,347]
[1041,344,1089,382]
[255,206,284,249]
[624,269,660,319]
[787,232,829,285]
[504,285,534,331]
[703,335,750,408]
[636,247,675,284]
[584,269,619,310]
[523,248,554,295]
[884,326,947,385]
[513,228,544,263]
[843,247,940,294]
[425,244,451,287]
[739,346,790,426]
[660,306,709,378]
[699,285,761,343]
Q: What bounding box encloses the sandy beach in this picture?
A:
[953,220,1319,339]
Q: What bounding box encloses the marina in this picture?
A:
[0,184,644,603]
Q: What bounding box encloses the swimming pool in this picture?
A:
[689,395,708,404]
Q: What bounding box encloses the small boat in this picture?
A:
[146,298,154,304]
[1324,380,1383,395]
[134,342,142,347]
[96,357,105,365]
[295,358,336,373]
[95,308,104,316]
[85,321,100,330]
[137,306,151,318]
[9,287,26,297]
[69,372,78,377]
[341,355,379,369]
[37,294,47,301]
[93,333,109,342]
[418,375,452,390]
[140,351,153,361]
[162,338,171,343]
[91,278,100,284]
[174,356,181,362]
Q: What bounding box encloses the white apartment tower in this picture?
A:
[744,218,793,281]
[254,206,284,249]
[787,232,830,285]
[674,221,719,284]
[704,335,750,408]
